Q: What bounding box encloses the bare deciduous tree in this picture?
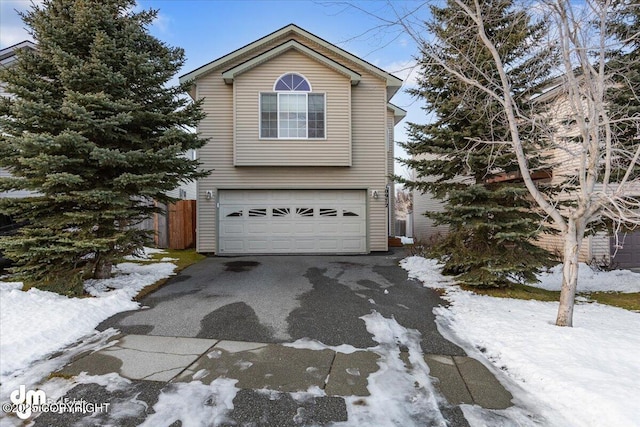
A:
[367,0,639,326]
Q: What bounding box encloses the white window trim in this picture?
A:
[259,91,327,141]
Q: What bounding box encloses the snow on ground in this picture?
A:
[123,246,166,261]
[336,312,447,427]
[138,378,239,427]
[283,338,361,354]
[0,251,176,383]
[533,262,640,293]
[401,255,640,427]
[0,329,120,409]
[282,314,449,427]
[396,236,415,245]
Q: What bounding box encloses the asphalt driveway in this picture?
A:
[31,250,519,426]
[98,249,464,356]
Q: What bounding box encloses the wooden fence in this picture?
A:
[131,200,196,249]
[166,200,196,250]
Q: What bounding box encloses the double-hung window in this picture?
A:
[260,73,325,139]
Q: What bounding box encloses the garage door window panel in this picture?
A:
[319,208,338,217]
[272,208,291,217]
[225,209,244,218]
[295,208,314,217]
[248,208,267,217]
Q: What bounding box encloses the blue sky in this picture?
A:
[0,0,432,177]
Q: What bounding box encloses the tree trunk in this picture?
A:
[93,256,113,279]
[556,220,581,327]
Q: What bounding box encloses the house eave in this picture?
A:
[387,102,407,125]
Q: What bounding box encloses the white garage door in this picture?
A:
[218,190,367,254]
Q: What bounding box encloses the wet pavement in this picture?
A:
[28,250,514,426]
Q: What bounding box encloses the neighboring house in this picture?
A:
[410,154,454,244]
[411,79,640,269]
[179,24,405,255]
[0,41,37,200]
[531,80,640,269]
[165,149,198,201]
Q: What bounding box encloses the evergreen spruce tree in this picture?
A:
[608,1,640,182]
[398,0,557,287]
[0,0,208,295]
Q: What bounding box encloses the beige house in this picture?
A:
[411,80,640,269]
[179,24,405,255]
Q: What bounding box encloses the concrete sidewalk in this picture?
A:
[60,333,512,410]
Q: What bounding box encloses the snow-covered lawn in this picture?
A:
[0,250,177,386]
[401,256,640,427]
[534,262,640,293]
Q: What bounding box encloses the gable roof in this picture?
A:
[179,24,403,99]
[222,39,361,86]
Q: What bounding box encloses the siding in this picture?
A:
[591,232,611,263]
[234,49,351,166]
[412,189,448,243]
[411,154,452,243]
[535,230,592,262]
[194,33,390,253]
[166,150,197,200]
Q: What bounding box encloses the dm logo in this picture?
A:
[10,385,46,419]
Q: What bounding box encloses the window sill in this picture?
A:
[258,138,328,141]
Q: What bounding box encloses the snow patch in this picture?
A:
[290,385,327,403]
[335,311,446,427]
[533,263,640,293]
[138,378,239,427]
[207,350,223,359]
[0,261,176,381]
[234,360,253,371]
[283,338,361,354]
[74,372,132,392]
[402,256,640,427]
[0,330,120,407]
[192,369,209,381]
[396,236,415,245]
[399,256,455,289]
[84,262,176,297]
[346,368,360,376]
[123,246,166,261]
[0,281,22,291]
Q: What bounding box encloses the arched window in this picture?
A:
[260,73,325,139]
[274,73,311,91]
